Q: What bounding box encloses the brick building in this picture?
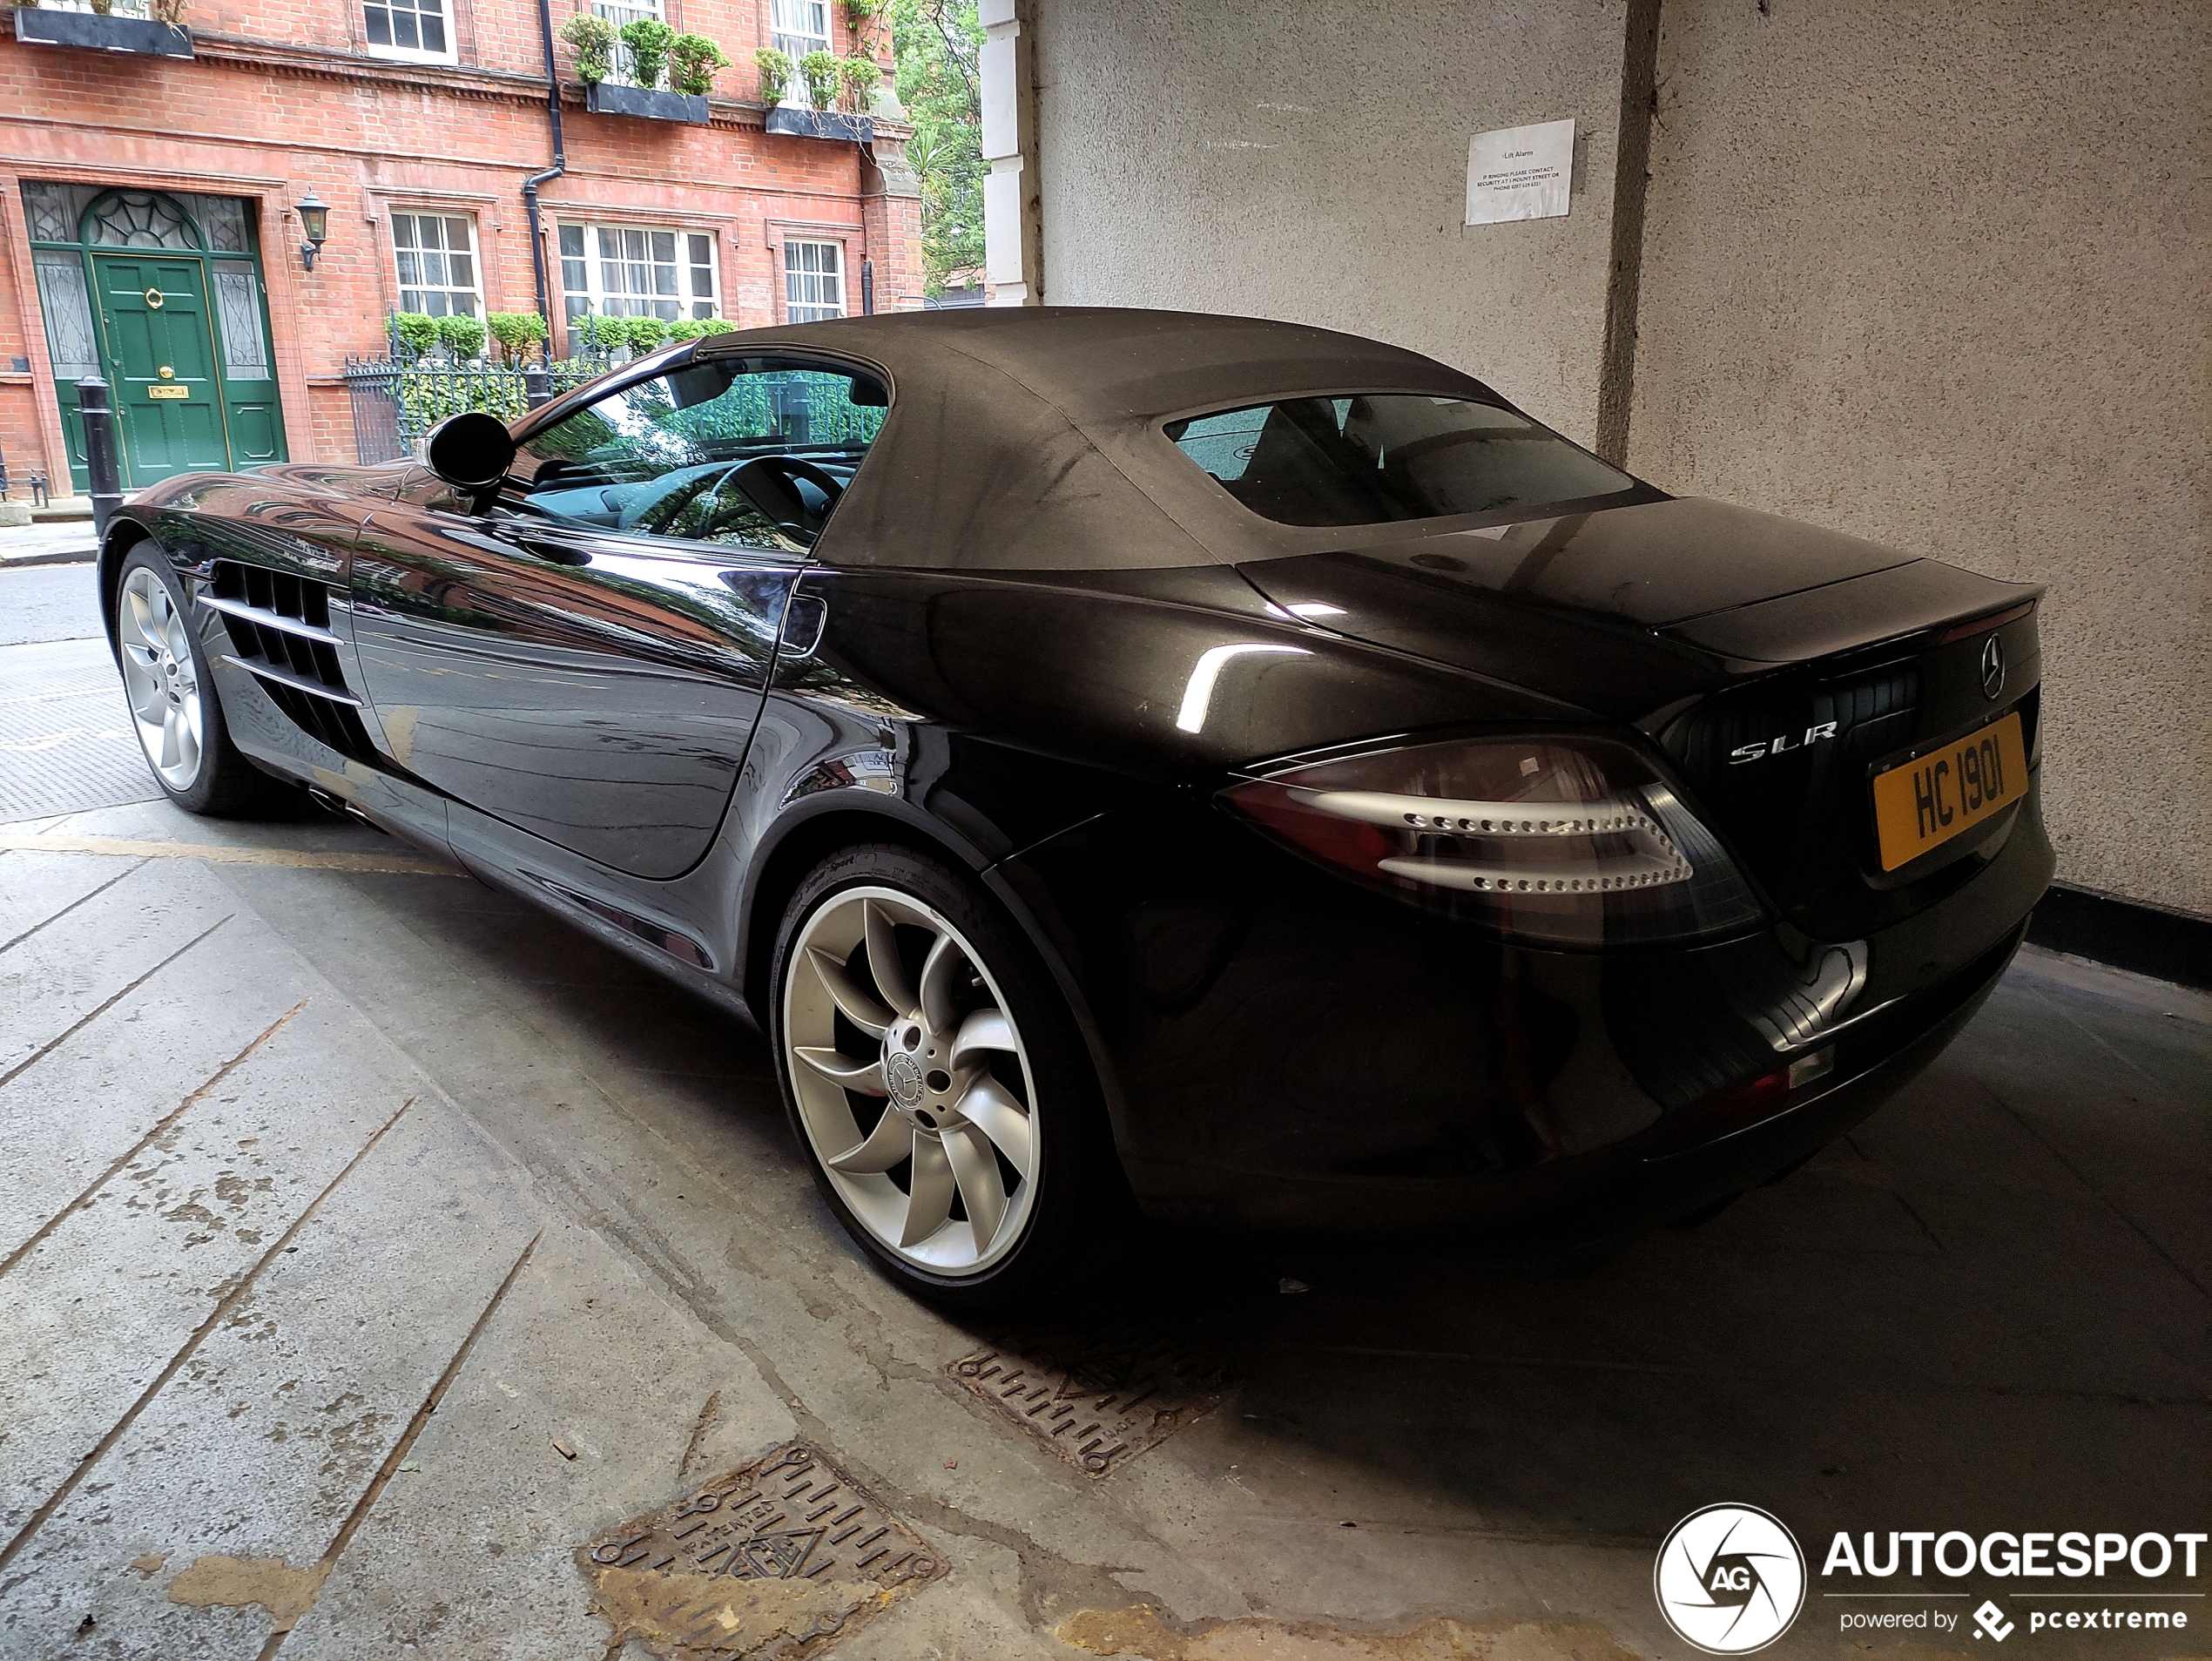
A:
[0,0,921,493]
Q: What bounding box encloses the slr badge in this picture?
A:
[1654,1503,1806,1654]
[1980,634,2006,700]
[1728,720,1838,766]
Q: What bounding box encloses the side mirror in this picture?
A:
[423,411,516,494]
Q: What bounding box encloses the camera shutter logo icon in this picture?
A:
[1654,1503,1808,1654]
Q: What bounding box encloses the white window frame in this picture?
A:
[770,0,831,107]
[591,0,664,87]
[361,0,456,64]
[390,211,483,318]
[558,221,721,323]
[782,238,845,322]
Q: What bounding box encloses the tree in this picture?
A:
[890,0,984,296]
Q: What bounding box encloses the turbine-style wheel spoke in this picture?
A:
[121,586,159,653]
[950,1008,1016,1070]
[174,708,200,777]
[158,598,190,662]
[806,946,893,1036]
[786,882,1042,1278]
[126,675,167,725]
[794,1046,887,1095]
[865,900,918,1019]
[827,1109,915,1175]
[942,1123,1008,1252]
[899,1135,956,1247]
[955,1072,1034,1171]
[918,929,964,1035]
[158,706,183,770]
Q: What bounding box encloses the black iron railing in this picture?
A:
[341,354,611,465]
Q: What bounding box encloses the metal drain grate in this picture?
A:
[578,1441,942,1660]
[948,1325,1231,1476]
[0,639,158,822]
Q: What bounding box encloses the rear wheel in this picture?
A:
[113,544,289,817]
[771,843,1115,1310]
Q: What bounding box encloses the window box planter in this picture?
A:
[583,81,707,125]
[765,106,873,144]
[11,6,193,57]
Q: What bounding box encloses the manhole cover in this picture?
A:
[578,1441,942,1660]
[947,1326,1230,1476]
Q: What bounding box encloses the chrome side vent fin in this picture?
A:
[206,560,377,762]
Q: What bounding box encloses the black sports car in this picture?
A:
[100,308,2052,1306]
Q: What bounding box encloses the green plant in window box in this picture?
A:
[618,17,676,91]
[557,11,616,86]
[392,312,439,360]
[835,54,880,113]
[487,311,548,363]
[754,46,792,107]
[799,50,840,111]
[623,314,671,354]
[667,33,728,97]
[435,313,488,361]
[89,0,114,14]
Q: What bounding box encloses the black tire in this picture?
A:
[769,841,1121,1312]
[112,543,293,818]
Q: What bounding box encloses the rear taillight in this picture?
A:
[1220,733,1767,947]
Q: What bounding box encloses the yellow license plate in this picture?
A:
[1871,711,2026,872]
[148,385,189,400]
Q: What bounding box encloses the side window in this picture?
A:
[510,356,887,550]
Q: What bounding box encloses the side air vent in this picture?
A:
[204,561,378,763]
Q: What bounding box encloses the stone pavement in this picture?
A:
[0,522,98,572]
[0,575,2204,1660]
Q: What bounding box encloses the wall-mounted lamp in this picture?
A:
[295,190,330,272]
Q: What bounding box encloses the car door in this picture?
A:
[348,352,889,881]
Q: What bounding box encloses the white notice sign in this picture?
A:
[1466,118,1575,226]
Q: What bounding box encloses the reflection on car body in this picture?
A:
[98,307,2052,1308]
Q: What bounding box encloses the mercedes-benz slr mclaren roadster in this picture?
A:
[99,308,2052,1306]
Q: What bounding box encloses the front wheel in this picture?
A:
[113,544,289,817]
[771,843,1116,1310]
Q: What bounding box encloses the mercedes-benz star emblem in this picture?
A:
[1979,634,2006,700]
[884,1050,925,1110]
[1653,1503,1807,1654]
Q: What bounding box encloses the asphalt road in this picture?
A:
[0,564,2204,1660]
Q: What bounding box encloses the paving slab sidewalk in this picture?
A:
[0,794,2202,1660]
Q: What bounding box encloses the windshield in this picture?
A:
[1165,394,1636,528]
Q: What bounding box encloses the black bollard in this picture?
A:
[78,376,124,539]
[523,360,552,411]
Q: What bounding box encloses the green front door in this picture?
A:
[91,253,230,484]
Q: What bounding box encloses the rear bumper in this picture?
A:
[996,771,2053,1239]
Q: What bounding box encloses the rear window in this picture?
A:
[1164,394,1636,528]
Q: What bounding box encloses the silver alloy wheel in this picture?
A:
[117,565,204,792]
[784,886,1039,1276]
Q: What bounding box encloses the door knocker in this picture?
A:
[144,287,164,309]
[158,366,175,380]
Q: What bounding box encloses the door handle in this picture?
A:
[779,591,827,657]
[515,536,590,567]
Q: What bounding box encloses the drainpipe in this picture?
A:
[522,0,569,340]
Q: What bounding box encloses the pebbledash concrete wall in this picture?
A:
[1015,0,2208,918]
[1626,0,2209,918]
[1027,0,1635,449]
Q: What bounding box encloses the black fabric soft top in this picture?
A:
[697,307,1498,572]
